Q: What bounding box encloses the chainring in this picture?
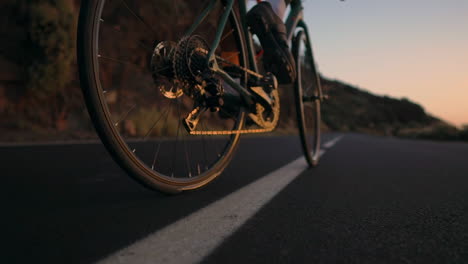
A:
[248,88,280,130]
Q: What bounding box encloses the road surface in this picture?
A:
[3,133,468,263]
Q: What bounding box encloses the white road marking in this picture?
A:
[97,136,343,264]
[318,149,326,157]
[323,135,343,149]
[0,139,102,147]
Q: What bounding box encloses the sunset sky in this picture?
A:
[300,0,468,127]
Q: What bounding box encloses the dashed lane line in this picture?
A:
[323,135,343,149]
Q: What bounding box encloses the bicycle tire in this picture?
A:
[292,29,321,167]
[78,0,248,193]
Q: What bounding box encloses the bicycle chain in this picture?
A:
[189,126,274,135]
[189,112,275,135]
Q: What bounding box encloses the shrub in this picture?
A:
[26,0,75,99]
[459,124,468,141]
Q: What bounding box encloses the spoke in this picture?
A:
[183,131,192,177]
[200,120,209,171]
[303,83,314,94]
[171,99,183,177]
[173,0,184,39]
[153,101,174,173]
[303,102,316,108]
[151,142,162,170]
[180,102,192,177]
[174,0,180,20]
[202,120,222,160]
[220,29,235,44]
[98,54,148,72]
[154,66,172,74]
[114,104,137,126]
[119,0,158,37]
[142,100,174,140]
[100,18,153,52]
[221,51,240,63]
[218,108,238,122]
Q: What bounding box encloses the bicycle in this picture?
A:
[77,0,323,193]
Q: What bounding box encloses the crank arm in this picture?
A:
[211,64,256,108]
[215,67,272,113]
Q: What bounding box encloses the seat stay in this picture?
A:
[183,0,217,37]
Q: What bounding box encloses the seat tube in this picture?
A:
[238,0,259,73]
[207,0,236,62]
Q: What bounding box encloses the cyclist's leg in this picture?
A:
[247,0,296,83]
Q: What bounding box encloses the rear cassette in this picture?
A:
[173,35,212,97]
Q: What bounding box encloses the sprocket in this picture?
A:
[173,35,212,97]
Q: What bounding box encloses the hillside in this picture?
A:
[319,79,467,141]
[321,79,438,134]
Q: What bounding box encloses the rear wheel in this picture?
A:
[78,0,248,193]
[292,29,322,167]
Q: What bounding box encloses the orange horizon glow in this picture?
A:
[303,0,468,127]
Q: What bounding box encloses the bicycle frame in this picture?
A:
[183,0,311,105]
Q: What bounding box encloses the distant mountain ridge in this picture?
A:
[319,78,467,141]
[321,78,437,133]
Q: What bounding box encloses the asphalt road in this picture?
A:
[3,133,468,263]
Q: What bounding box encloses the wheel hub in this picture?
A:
[150,41,184,99]
[151,36,218,100]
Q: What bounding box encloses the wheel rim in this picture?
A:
[88,0,247,186]
[294,30,321,166]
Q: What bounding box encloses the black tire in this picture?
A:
[78,0,248,193]
[292,29,321,167]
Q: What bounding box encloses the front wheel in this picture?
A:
[77,0,248,193]
[292,29,322,167]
